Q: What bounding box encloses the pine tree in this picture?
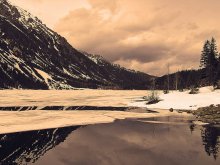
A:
[209,37,219,85]
[200,40,210,68]
[200,37,219,86]
[216,55,220,88]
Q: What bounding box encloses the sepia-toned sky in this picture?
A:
[9,0,220,76]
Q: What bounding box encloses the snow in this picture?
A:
[129,86,220,110]
[16,6,40,30]
[35,68,52,86]
[63,68,79,79]
[87,55,99,64]
[81,73,91,79]
[14,64,26,75]
[0,52,43,82]
[54,45,59,51]
[2,15,28,37]
[0,88,219,110]
[0,90,149,107]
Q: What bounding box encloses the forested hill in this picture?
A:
[155,69,204,90]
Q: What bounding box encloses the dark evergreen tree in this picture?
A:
[200,37,219,86]
[216,55,220,88]
[200,40,210,68]
[210,38,219,86]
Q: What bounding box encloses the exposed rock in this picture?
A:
[193,105,220,124]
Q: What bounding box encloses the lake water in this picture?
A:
[0,116,220,165]
[0,90,219,164]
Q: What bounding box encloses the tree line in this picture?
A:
[155,37,220,90]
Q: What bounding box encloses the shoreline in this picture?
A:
[0,105,218,135]
[0,109,191,135]
[0,87,219,134]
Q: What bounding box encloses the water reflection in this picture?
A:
[0,106,129,111]
[201,126,220,160]
[0,126,80,164]
[189,123,196,133]
[0,119,220,165]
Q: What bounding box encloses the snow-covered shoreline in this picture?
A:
[130,86,220,110]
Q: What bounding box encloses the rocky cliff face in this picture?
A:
[0,0,153,89]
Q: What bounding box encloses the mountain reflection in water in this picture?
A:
[0,118,220,165]
[0,126,80,164]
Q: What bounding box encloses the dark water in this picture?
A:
[0,106,129,111]
[0,117,220,165]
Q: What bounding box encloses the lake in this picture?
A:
[0,90,219,165]
[0,90,149,107]
[0,116,220,165]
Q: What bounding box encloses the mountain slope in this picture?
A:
[0,0,153,89]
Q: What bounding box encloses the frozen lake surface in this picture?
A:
[0,90,149,107]
[0,88,219,111]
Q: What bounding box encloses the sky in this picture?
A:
[9,0,220,76]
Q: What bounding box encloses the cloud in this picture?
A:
[10,0,220,75]
[9,0,90,28]
[88,0,117,12]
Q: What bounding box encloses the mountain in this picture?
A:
[0,0,153,90]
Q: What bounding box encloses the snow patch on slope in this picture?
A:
[86,54,99,64]
[35,68,52,88]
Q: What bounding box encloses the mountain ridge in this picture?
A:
[0,0,153,89]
